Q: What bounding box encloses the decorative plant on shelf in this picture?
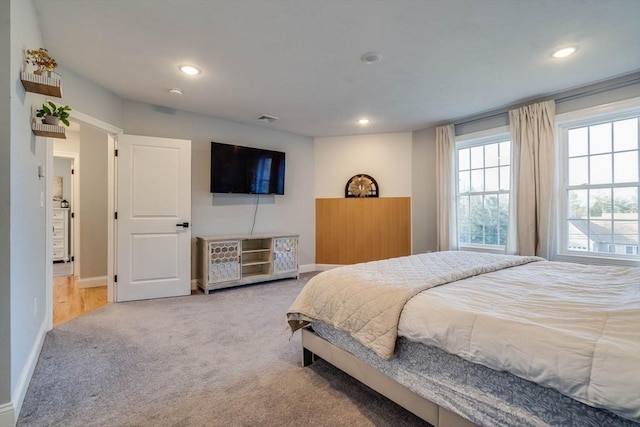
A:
[25,48,58,75]
[36,101,71,126]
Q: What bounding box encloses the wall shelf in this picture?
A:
[20,72,62,97]
[32,122,66,139]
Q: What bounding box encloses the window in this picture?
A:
[456,130,511,250]
[558,100,639,261]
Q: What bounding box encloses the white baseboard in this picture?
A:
[299,263,317,273]
[0,402,15,427]
[313,264,341,271]
[77,275,107,289]
[10,317,48,425]
[191,279,198,290]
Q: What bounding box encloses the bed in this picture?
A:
[287,251,640,427]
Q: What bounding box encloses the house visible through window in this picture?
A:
[559,104,639,261]
[456,131,511,249]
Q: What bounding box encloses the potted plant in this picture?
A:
[25,48,58,75]
[36,101,71,126]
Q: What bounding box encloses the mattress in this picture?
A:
[288,252,640,423]
[399,260,640,422]
[312,321,637,427]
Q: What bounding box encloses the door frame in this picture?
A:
[45,110,122,328]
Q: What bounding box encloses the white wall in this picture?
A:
[121,100,316,269]
[314,132,413,198]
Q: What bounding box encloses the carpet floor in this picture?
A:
[18,273,429,427]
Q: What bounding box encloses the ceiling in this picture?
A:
[33,0,640,138]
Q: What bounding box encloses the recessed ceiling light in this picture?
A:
[357,118,370,125]
[552,47,577,58]
[360,52,383,64]
[179,65,201,75]
[169,88,183,95]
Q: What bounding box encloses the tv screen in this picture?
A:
[210,142,286,195]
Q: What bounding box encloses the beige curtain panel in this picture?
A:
[436,124,457,251]
[507,100,556,258]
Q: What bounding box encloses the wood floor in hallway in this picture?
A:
[53,275,108,327]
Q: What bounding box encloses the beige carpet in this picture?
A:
[18,273,429,427]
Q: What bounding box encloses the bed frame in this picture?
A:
[301,328,477,427]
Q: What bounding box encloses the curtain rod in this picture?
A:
[449,72,640,128]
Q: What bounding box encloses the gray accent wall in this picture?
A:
[79,126,108,279]
[121,100,316,273]
[411,126,437,254]
[0,0,12,419]
[5,0,48,422]
[52,157,72,206]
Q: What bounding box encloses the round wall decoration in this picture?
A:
[345,174,379,198]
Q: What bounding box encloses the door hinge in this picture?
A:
[115,149,118,157]
[114,212,118,220]
[114,275,117,283]
[71,169,74,175]
[71,212,75,218]
[71,256,75,262]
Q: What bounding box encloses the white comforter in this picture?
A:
[399,260,640,422]
[287,251,541,359]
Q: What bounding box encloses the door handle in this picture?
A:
[176,222,189,228]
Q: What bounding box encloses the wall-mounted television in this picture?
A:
[210,142,286,195]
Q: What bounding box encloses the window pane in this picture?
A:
[613,221,638,250]
[590,220,613,253]
[568,189,587,218]
[470,146,484,169]
[590,123,612,155]
[485,143,499,168]
[458,196,470,244]
[498,193,509,245]
[562,112,639,259]
[589,188,612,218]
[614,151,639,183]
[499,166,510,191]
[485,167,499,192]
[458,170,470,193]
[589,154,612,185]
[568,127,588,157]
[484,195,498,245]
[456,137,510,249]
[614,118,638,152]
[499,141,511,165]
[458,195,470,219]
[469,195,484,244]
[470,169,484,192]
[567,219,589,251]
[569,157,588,186]
[458,148,470,171]
[613,187,638,220]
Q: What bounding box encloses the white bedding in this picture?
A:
[287,251,541,359]
[398,260,640,422]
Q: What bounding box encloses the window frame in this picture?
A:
[455,126,511,253]
[555,98,640,266]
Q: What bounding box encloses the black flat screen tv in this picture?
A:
[210,142,286,195]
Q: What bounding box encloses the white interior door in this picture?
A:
[116,134,191,302]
